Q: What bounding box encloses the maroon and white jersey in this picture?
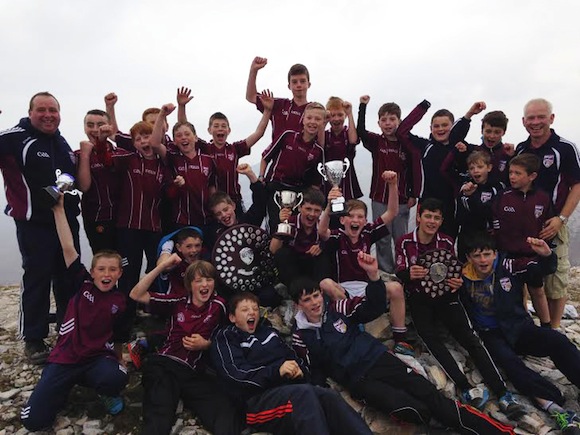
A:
[48,258,126,364]
[286,213,322,256]
[263,131,323,187]
[200,140,250,202]
[326,218,389,282]
[324,128,363,200]
[256,97,307,143]
[113,152,167,231]
[115,132,175,152]
[492,188,554,256]
[166,151,216,226]
[149,293,227,370]
[363,133,417,204]
[164,260,189,298]
[75,146,130,222]
[396,230,455,295]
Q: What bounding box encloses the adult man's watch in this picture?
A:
[558,215,568,225]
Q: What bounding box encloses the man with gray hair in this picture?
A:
[516,98,580,329]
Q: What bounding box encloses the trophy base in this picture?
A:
[43,186,60,205]
[330,198,346,215]
[273,222,293,239]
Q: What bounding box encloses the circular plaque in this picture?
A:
[416,248,462,298]
[212,224,276,292]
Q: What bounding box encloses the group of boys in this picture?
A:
[1,54,580,434]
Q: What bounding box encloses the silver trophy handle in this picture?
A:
[342,158,351,177]
[273,191,282,209]
[317,162,327,182]
[293,192,304,211]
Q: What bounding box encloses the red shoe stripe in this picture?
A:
[457,401,515,434]
[246,401,293,424]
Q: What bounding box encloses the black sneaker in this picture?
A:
[24,340,50,365]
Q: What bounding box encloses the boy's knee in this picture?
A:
[386,281,404,300]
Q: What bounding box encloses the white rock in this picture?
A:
[426,365,448,390]
[82,420,102,430]
[0,388,20,401]
[56,427,75,435]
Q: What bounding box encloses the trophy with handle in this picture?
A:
[317,158,350,214]
[43,170,77,205]
[273,190,303,237]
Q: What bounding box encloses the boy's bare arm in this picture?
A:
[130,253,182,304]
[246,56,267,104]
[53,194,78,268]
[151,104,172,162]
[237,163,258,184]
[77,141,93,193]
[318,188,340,240]
[246,90,274,147]
[344,101,358,144]
[380,171,399,225]
[356,95,370,141]
[176,87,193,124]
[104,92,120,133]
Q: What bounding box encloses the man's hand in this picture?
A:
[360,95,370,105]
[176,87,193,106]
[539,216,562,241]
[250,56,268,71]
[409,265,428,280]
[279,360,303,379]
[305,244,322,257]
[527,236,552,257]
[104,92,117,107]
[357,251,379,281]
[182,333,210,351]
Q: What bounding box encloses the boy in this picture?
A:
[318,171,411,354]
[21,194,127,431]
[397,101,483,236]
[262,102,325,232]
[76,110,129,253]
[456,151,505,260]
[269,187,331,288]
[396,198,518,412]
[291,252,516,434]
[357,95,420,273]
[460,232,580,432]
[210,292,372,435]
[323,96,362,200]
[130,257,242,435]
[492,154,553,327]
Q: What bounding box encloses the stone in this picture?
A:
[426,365,448,390]
[0,389,20,401]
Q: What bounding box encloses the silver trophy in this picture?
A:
[273,190,303,237]
[317,158,351,214]
[43,172,76,204]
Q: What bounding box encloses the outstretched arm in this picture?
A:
[104,93,120,134]
[77,141,93,193]
[344,101,358,144]
[246,56,268,104]
[53,194,78,268]
[151,104,173,161]
[380,171,399,225]
[318,187,341,240]
[176,87,193,123]
[130,253,182,304]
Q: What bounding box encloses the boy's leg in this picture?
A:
[21,363,79,431]
[312,385,372,435]
[386,281,411,350]
[544,225,570,328]
[439,296,506,397]
[526,261,551,325]
[180,371,244,435]
[480,329,565,405]
[409,295,471,391]
[80,356,129,397]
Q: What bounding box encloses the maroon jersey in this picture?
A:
[263,131,323,187]
[113,152,167,231]
[75,145,130,222]
[492,188,554,256]
[395,230,456,295]
[48,258,126,364]
[256,97,307,142]
[200,140,250,202]
[115,132,175,152]
[166,151,216,226]
[286,213,322,256]
[363,132,416,204]
[149,293,227,370]
[326,218,389,282]
[324,128,363,200]
[164,260,189,298]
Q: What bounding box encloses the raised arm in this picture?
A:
[130,253,182,304]
[379,171,399,225]
[176,86,193,124]
[151,104,173,161]
[318,187,340,241]
[396,99,431,145]
[246,56,268,104]
[356,95,370,141]
[53,194,78,268]
[344,101,358,144]
[246,90,274,147]
[76,141,93,193]
[104,92,120,134]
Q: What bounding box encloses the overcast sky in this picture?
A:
[1,0,579,162]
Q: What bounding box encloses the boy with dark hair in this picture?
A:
[492,153,554,327]
[460,232,580,433]
[291,251,516,434]
[396,198,520,414]
[130,257,242,435]
[210,292,371,435]
[357,95,420,273]
[319,171,412,355]
[269,187,331,287]
[21,195,128,431]
[397,101,485,236]
[455,150,505,260]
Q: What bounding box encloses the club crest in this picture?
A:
[500,277,512,292]
[480,192,492,203]
[543,154,554,168]
[534,205,544,218]
[333,319,347,334]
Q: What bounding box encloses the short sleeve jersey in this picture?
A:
[201,140,250,202]
[257,97,308,143]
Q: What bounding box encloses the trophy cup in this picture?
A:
[273,190,303,237]
[43,172,76,205]
[317,158,350,214]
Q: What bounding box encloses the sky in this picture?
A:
[0,0,579,282]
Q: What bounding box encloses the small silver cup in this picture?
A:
[43,173,76,204]
[273,190,303,237]
[317,158,351,213]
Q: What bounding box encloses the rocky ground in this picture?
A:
[0,269,579,435]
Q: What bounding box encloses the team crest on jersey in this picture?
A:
[307,153,314,161]
[498,160,507,172]
[480,192,492,203]
[543,154,554,168]
[333,319,347,334]
[500,277,512,292]
[227,153,234,161]
[177,312,185,322]
[111,304,119,314]
[202,166,209,176]
[534,205,544,218]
